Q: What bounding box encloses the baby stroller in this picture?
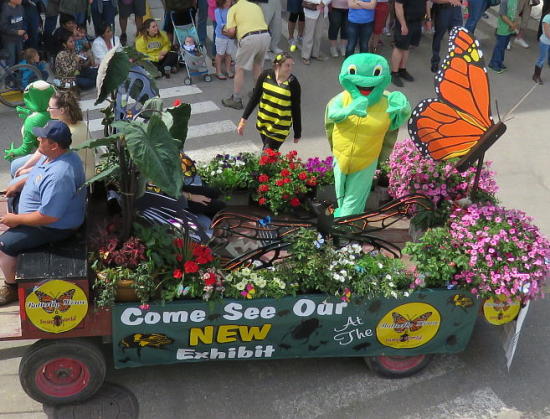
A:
[171,11,213,85]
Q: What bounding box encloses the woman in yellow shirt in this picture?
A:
[135,18,178,78]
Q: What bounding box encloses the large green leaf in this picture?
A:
[82,163,120,186]
[95,50,132,105]
[123,46,161,79]
[163,103,191,147]
[121,114,183,197]
[72,135,119,150]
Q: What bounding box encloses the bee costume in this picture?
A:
[325,54,411,218]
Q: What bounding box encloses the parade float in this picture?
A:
[0,29,548,406]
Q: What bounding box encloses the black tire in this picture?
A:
[184,77,192,85]
[0,63,44,107]
[365,354,433,378]
[203,74,212,82]
[19,338,107,405]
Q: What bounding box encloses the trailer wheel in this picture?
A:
[19,338,106,405]
[203,74,212,82]
[365,354,433,378]
[184,77,192,85]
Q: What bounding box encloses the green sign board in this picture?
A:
[112,289,479,368]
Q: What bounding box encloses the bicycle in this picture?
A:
[0,55,44,108]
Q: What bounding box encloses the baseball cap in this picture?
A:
[33,120,72,148]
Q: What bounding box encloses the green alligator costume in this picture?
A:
[325,54,411,218]
[4,80,55,160]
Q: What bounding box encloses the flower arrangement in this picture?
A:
[197,152,259,196]
[304,156,334,186]
[255,149,318,214]
[405,204,550,303]
[388,138,498,227]
[224,267,293,299]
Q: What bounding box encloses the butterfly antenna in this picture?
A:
[502,84,538,122]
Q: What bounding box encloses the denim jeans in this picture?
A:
[465,0,487,33]
[3,41,23,67]
[489,34,511,70]
[77,66,98,90]
[197,0,208,45]
[91,0,117,36]
[535,42,550,68]
[23,2,42,49]
[43,15,58,41]
[431,5,463,65]
[345,21,373,57]
[328,7,349,41]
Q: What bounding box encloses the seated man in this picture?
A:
[0,120,86,305]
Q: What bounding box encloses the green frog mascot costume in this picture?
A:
[325,53,411,218]
[4,80,55,160]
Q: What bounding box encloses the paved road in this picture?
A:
[0,0,549,417]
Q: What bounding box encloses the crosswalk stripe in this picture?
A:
[401,387,510,419]
[86,101,223,134]
[79,85,203,112]
[186,120,237,140]
[186,140,261,162]
[272,354,466,418]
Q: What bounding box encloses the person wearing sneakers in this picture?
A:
[328,0,349,56]
[430,0,463,73]
[287,0,305,51]
[514,0,538,48]
[302,0,330,64]
[488,0,519,73]
[345,0,377,57]
[221,0,271,110]
[0,120,85,306]
[390,0,429,86]
[532,9,550,83]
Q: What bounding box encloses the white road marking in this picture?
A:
[86,101,222,134]
[79,85,203,111]
[185,140,261,162]
[401,387,509,419]
[186,120,237,140]
[273,354,467,419]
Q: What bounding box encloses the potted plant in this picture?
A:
[304,156,335,202]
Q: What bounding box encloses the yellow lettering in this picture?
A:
[217,325,240,343]
[238,324,272,342]
[189,326,214,346]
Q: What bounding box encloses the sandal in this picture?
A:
[302,58,311,65]
[215,73,227,80]
[227,72,235,79]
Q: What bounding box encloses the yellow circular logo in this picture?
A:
[376,302,441,349]
[25,280,88,333]
[482,295,520,325]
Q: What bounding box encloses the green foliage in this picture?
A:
[197,152,260,195]
[95,49,132,104]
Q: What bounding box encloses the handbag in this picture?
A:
[302,1,318,10]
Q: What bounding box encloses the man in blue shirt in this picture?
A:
[0,120,86,305]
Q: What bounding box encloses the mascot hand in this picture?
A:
[4,144,17,161]
[349,96,369,118]
[386,91,411,130]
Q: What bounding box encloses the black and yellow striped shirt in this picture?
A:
[242,69,302,142]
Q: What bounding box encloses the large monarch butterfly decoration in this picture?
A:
[408,27,507,172]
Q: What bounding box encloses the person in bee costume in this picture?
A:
[325,53,411,218]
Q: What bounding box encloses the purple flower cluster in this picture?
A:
[448,204,550,302]
[305,156,334,186]
[388,138,498,205]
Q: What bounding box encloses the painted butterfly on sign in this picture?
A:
[34,289,76,314]
[392,311,433,333]
[408,27,506,171]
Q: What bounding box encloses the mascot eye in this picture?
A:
[348,65,357,75]
[373,65,383,76]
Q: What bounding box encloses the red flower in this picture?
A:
[259,156,269,165]
[290,198,301,207]
[184,261,199,273]
[282,194,289,199]
[307,176,318,186]
[283,177,291,184]
[172,99,182,107]
[280,169,290,177]
[176,254,183,262]
[259,184,269,192]
[258,174,269,183]
[203,272,217,286]
[173,238,184,249]
[258,197,267,205]
[275,179,284,186]
[173,269,183,279]
[289,163,296,170]
[298,172,308,180]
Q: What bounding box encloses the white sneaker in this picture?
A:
[330,46,339,57]
[339,44,347,56]
[297,36,303,44]
[272,47,284,54]
[514,37,529,48]
[506,42,511,50]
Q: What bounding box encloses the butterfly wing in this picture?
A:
[409,27,494,161]
[56,289,76,312]
[392,312,409,334]
[409,312,432,332]
[35,290,57,314]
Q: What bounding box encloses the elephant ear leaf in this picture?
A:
[95,49,132,105]
[163,102,191,147]
[122,114,183,197]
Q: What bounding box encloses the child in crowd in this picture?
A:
[0,0,27,66]
[214,0,236,80]
[74,25,91,54]
[533,10,550,84]
[183,36,201,56]
[19,48,49,87]
[489,0,519,73]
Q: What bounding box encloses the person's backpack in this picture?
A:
[165,0,196,11]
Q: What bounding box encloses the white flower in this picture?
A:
[385,274,392,280]
[235,281,246,290]
[403,291,410,297]
[391,291,398,298]
[377,263,383,269]
[210,171,216,176]
[255,278,267,288]
[217,168,223,174]
[388,282,395,288]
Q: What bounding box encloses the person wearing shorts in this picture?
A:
[0,120,86,305]
[118,0,146,45]
[221,0,270,110]
[328,0,348,56]
[390,0,428,86]
[369,0,390,52]
[214,0,237,80]
[287,0,305,48]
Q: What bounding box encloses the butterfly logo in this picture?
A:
[34,289,76,314]
[392,311,433,341]
[408,27,507,172]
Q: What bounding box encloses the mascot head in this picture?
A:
[23,80,55,113]
[338,53,391,105]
